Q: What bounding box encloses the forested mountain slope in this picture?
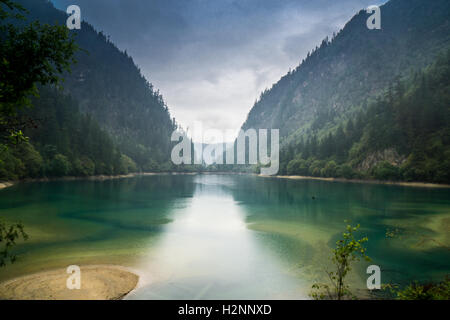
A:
[241,0,450,182]
[1,0,176,180]
[17,0,175,167]
[284,52,450,183]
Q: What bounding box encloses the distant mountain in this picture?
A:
[17,0,176,168]
[241,0,450,182]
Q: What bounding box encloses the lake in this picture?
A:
[0,174,449,299]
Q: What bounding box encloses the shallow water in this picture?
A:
[0,174,449,299]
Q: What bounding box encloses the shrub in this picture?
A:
[14,143,43,178]
[0,145,24,180]
[385,277,450,300]
[95,162,113,175]
[119,155,137,174]
[323,160,338,177]
[372,161,401,181]
[310,223,370,300]
[72,157,95,176]
[49,154,71,177]
[143,159,160,172]
[339,164,354,179]
[309,160,325,177]
[287,158,308,175]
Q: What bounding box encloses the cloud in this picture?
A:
[52,0,384,141]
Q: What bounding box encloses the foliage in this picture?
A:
[0,0,24,21]
[0,0,177,179]
[0,0,77,143]
[310,223,370,300]
[117,154,137,175]
[241,0,450,183]
[280,50,450,183]
[383,277,450,300]
[372,161,401,181]
[0,220,28,267]
[48,154,70,177]
[0,84,139,180]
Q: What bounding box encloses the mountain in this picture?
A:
[17,0,176,168]
[0,0,177,180]
[241,0,450,182]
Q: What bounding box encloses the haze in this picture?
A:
[52,0,383,141]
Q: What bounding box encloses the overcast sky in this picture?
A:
[52,0,383,141]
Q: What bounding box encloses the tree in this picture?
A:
[14,141,43,178]
[0,0,76,264]
[0,0,77,144]
[287,158,308,175]
[310,223,370,300]
[72,156,95,176]
[117,154,137,175]
[323,160,338,177]
[339,164,354,179]
[372,161,401,181]
[49,153,70,177]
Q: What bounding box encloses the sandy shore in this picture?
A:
[263,175,450,189]
[0,182,15,190]
[0,265,139,300]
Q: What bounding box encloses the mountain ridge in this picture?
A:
[242,0,450,141]
[0,0,177,180]
[240,0,450,182]
[17,0,176,167]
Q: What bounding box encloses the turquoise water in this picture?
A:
[0,174,449,299]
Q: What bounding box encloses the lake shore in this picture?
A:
[2,171,449,190]
[0,171,250,190]
[0,172,166,190]
[0,182,15,190]
[263,175,450,188]
[0,265,139,300]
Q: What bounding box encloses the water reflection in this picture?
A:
[129,175,450,298]
[128,175,307,299]
[1,174,448,298]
